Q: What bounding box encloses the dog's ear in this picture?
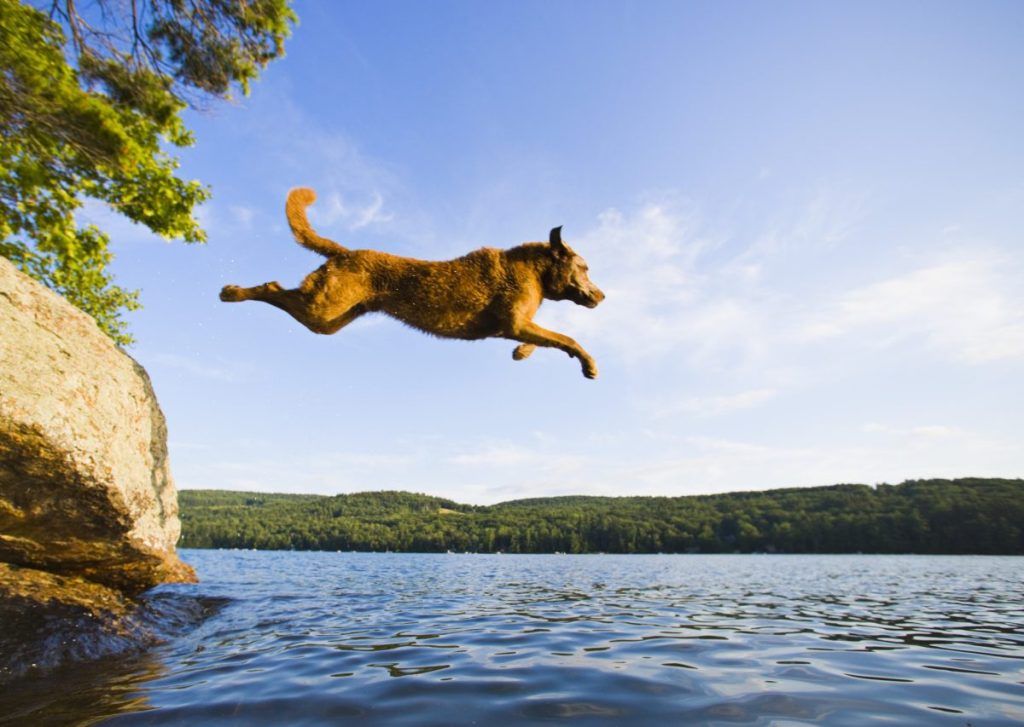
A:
[549,226,569,256]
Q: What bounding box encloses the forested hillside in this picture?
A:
[178,478,1024,554]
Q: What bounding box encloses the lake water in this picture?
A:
[3,551,1023,725]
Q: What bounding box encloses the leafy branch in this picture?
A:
[0,0,296,344]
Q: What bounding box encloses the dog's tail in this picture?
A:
[286,187,348,257]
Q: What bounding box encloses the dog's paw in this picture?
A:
[219,285,243,302]
[512,343,536,361]
[582,361,599,379]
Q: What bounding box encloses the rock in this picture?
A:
[0,561,220,685]
[0,257,196,603]
[0,562,135,673]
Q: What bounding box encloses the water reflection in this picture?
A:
[0,651,165,724]
[0,592,224,726]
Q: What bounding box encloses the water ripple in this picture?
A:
[2,553,1023,725]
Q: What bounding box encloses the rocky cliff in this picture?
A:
[0,257,197,678]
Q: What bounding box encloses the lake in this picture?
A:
[3,552,1023,725]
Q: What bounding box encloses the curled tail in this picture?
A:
[286,187,348,257]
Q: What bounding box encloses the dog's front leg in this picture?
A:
[510,321,598,379]
[512,343,536,361]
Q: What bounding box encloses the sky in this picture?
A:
[91,0,1024,504]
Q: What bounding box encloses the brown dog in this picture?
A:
[220,188,605,378]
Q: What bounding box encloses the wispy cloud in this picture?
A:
[315,190,393,230]
[448,439,590,483]
[171,415,1022,503]
[541,191,858,376]
[590,428,1022,498]
[790,186,867,250]
[199,84,404,241]
[862,422,967,441]
[647,388,778,418]
[801,252,1024,363]
[449,443,536,467]
[229,205,256,228]
[540,197,751,364]
[542,189,1024,381]
[179,448,416,494]
[449,424,1021,502]
[143,352,264,383]
[265,100,401,237]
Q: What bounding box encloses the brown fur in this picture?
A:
[220,188,605,378]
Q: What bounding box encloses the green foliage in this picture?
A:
[0,0,295,344]
[179,478,1024,555]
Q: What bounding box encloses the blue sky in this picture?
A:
[94,0,1023,503]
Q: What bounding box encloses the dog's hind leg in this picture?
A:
[509,321,598,379]
[220,282,284,303]
[220,282,362,335]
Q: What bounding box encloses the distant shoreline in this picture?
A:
[179,478,1024,556]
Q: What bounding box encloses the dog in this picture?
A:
[220,188,605,378]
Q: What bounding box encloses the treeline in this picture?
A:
[178,478,1024,555]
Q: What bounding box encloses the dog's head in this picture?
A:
[544,226,605,308]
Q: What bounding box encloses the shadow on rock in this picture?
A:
[1,257,201,698]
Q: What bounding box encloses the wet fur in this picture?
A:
[220,188,605,378]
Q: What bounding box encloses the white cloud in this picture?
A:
[790,187,866,249]
[647,388,778,418]
[861,421,984,448]
[178,448,416,494]
[230,205,256,227]
[909,425,959,439]
[537,190,1024,384]
[540,198,765,366]
[144,352,264,383]
[449,443,535,467]
[801,253,1024,363]
[211,85,406,240]
[172,416,1023,504]
[542,186,877,371]
[314,190,393,230]
[169,164,1024,503]
[448,440,589,485]
[587,428,1022,498]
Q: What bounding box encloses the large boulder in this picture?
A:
[0,257,196,602]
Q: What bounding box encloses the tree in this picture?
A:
[0,0,295,344]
